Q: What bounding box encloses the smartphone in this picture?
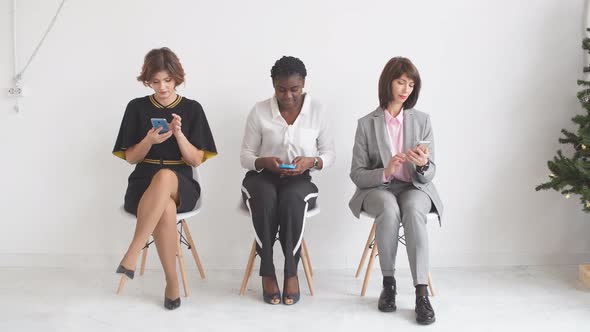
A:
[416,140,431,151]
[150,118,170,133]
[279,164,296,169]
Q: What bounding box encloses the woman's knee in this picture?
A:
[375,210,401,230]
[247,193,278,213]
[151,169,177,187]
[366,191,399,216]
[242,182,277,205]
[400,205,428,229]
[277,189,305,207]
[400,201,428,219]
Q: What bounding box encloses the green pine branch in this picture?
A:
[538,35,590,212]
[576,89,590,102]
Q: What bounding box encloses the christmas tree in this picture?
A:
[536,30,590,212]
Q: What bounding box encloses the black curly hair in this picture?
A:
[270,56,307,81]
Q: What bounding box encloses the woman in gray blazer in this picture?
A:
[349,57,443,325]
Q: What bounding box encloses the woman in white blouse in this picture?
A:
[240,56,335,305]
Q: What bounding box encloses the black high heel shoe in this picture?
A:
[282,276,300,305]
[116,264,135,280]
[262,277,281,305]
[164,296,181,310]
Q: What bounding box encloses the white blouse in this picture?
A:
[240,94,335,171]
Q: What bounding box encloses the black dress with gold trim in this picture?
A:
[113,95,217,215]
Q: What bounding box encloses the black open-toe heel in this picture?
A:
[282,276,300,305]
[262,278,281,305]
[116,264,135,280]
[164,296,181,310]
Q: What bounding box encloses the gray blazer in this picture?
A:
[348,107,444,223]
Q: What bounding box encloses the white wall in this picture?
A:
[1,0,589,270]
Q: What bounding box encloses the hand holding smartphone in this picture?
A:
[279,164,296,169]
[416,140,431,152]
[150,118,170,133]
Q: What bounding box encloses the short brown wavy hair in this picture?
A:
[137,47,185,86]
[378,57,421,109]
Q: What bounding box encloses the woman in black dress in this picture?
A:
[113,47,217,310]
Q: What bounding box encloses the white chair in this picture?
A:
[356,211,438,297]
[116,167,206,297]
[238,199,319,296]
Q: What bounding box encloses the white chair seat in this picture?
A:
[360,211,438,223]
[238,199,320,217]
[120,199,201,222]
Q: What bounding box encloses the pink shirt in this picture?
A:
[383,109,411,183]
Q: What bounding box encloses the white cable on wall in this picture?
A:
[12,0,18,80]
[15,0,67,82]
[10,0,66,112]
[12,0,19,112]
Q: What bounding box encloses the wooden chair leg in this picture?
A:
[181,220,206,279]
[302,239,313,277]
[300,241,314,296]
[116,251,142,295]
[239,240,257,295]
[116,276,126,294]
[176,231,189,297]
[355,223,376,278]
[247,250,256,278]
[361,242,378,296]
[428,271,436,296]
[140,241,149,276]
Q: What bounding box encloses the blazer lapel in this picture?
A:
[372,108,392,167]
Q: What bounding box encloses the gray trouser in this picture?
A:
[361,181,432,286]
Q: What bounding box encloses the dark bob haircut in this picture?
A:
[378,57,421,109]
[137,47,185,86]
